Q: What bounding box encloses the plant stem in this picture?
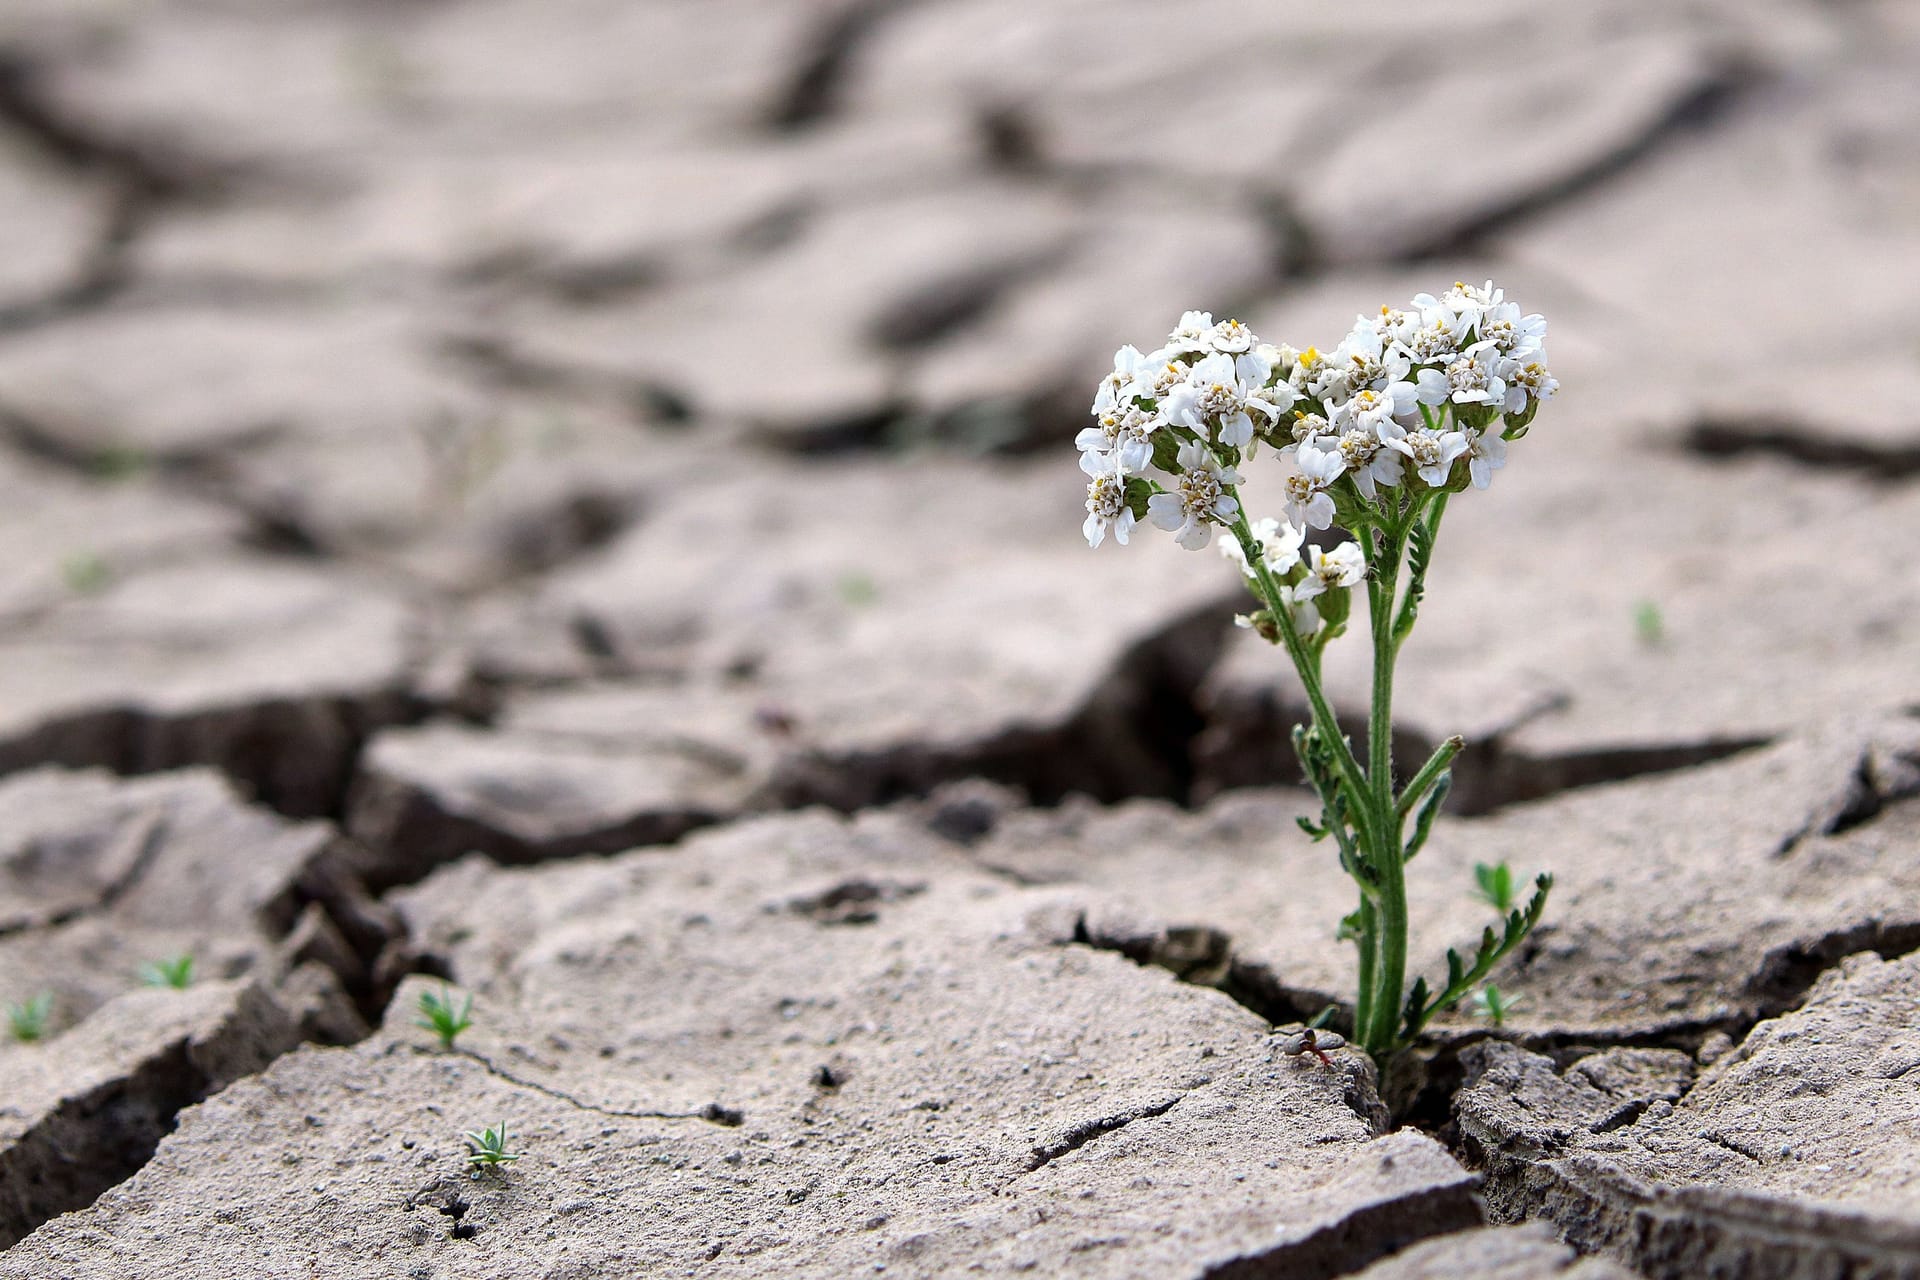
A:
[1398,735,1463,820]
[1359,503,1414,1058]
[1229,516,1379,855]
[1352,894,1376,1041]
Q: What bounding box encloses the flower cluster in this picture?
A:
[1075,281,1560,1064]
[1079,283,1556,581]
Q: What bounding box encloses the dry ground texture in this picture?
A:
[2,1,1919,1277]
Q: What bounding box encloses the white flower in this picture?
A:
[1083,466,1135,549]
[1332,427,1404,500]
[1337,383,1417,433]
[1504,359,1558,411]
[1462,424,1507,490]
[1075,411,1121,462]
[1419,280,1503,331]
[1091,344,1154,415]
[1415,346,1506,408]
[1205,318,1258,354]
[1144,359,1190,401]
[1282,443,1346,530]
[1146,441,1240,550]
[1476,302,1546,360]
[1399,312,1465,367]
[1235,582,1320,634]
[1383,424,1469,487]
[1219,516,1305,577]
[1076,404,1159,474]
[1288,345,1329,396]
[1164,310,1216,357]
[1164,353,1258,448]
[1284,411,1333,453]
[1368,305,1414,343]
[1294,541,1366,601]
[1246,379,1301,430]
[1314,323,1411,408]
[1278,583,1319,633]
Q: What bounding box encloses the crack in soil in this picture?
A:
[1383,55,1759,262]
[0,51,241,325]
[1195,675,1773,818]
[762,0,908,132]
[1198,1167,1484,1280]
[1021,1093,1183,1174]
[453,1047,747,1128]
[0,981,300,1251]
[1684,416,1920,481]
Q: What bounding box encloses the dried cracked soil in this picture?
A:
[3,0,1920,1277]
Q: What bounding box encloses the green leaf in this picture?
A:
[1473,861,1515,911]
[1328,479,1376,531]
[1403,771,1450,863]
[1150,429,1188,474]
[1123,476,1155,520]
[1315,580,1352,629]
[1393,514,1437,643]
[1404,873,1552,1041]
[1402,976,1430,1033]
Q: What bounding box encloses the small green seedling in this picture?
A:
[140,954,195,990]
[1472,862,1517,913]
[62,552,113,595]
[1469,984,1523,1027]
[1633,599,1664,646]
[6,993,53,1042]
[836,571,879,606]
[463,1123,523,1173]
[415,985,473,1049]
[89,445,150,483]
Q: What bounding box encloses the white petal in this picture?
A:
[1146,494,1184,530]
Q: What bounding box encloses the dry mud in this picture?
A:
[3,0,1920,1276]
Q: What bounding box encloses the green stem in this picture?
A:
[1359,505,1413,1058]
[1352,894,1376,1038]
[1229,515,1374,847]
[1398,735,1464,820]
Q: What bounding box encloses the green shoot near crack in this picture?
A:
[416,985,473,1049]
[1473,862,1517,912]
[140,954,195,990]
[1470,984,1522,1026]
[1634,599,1665,646]
[6,993,53,1042]
[463,1122,523,1172]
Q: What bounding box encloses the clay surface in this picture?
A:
[2,0,1919,1273]
[4,811,1484,1277]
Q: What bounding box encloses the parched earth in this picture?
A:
[2,1,1920,1277]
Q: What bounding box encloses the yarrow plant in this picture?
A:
[1079,282,1558,1064]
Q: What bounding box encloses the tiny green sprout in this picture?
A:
[1469,984,1522,1027]
[1633,599,1665,646]
[89,445,150,483]
[463,1122,523,1172]
[139,954,195,990]
[6,993,53,1043]
[836,571,879,606]
[415,984,473,1049]
[62,552,113,595]
[1473,862,1517,913]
